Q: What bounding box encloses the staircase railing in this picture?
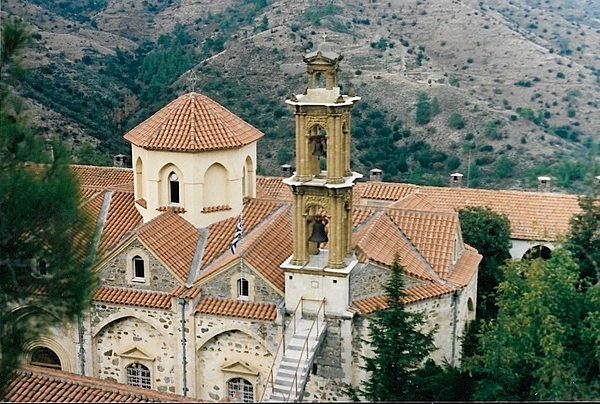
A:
[280,298,326,402]
[259,298,302,402]
[258,297,326,402]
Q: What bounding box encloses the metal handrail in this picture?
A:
[281,298,326,402]
[258,298,303,403]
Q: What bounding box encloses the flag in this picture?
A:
[230,215,243,254]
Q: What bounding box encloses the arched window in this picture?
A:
[126,363,151,389]
[169,172,180,204]
[37,259,47,276]
[132,255,145,280]
[228,377,253,403]
[237,278,249,298]
[30,347,61,369]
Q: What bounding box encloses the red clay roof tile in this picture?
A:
[93,286,173,310]
[6,366,197,402]
[195,297,277,321]
[136,210,199,282]
[353,282,456,314]
[123,92,263,151]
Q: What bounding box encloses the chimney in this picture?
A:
[538,176,551,192]
[281,164,292,177]
[369,168,383,182]
[113,154,126,168]
[450,173,463,188]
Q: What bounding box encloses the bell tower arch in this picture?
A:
[281,44,361,316]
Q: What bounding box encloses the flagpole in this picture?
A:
[239,215,243,298]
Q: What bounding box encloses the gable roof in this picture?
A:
[135,210,199,282]
[6,366,197,402]
[356,181,581,241]
[123,92,264,151]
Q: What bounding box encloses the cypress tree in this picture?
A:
[359,255,436,401]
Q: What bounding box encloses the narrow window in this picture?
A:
[169,172,180,204]
[227,377,253,403]
[133,256,145,280]
[30,347,61,369]
[126,363,151,389]
[237,278,249,298]
[37,260,47,276]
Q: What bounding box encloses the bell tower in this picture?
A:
[281,44,361,316]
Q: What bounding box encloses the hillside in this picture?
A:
[3,0,600,192]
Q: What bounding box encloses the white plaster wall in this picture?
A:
[509,239,556,260]
[131,142,257,228]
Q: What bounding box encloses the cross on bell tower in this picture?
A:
[281,44,361,316]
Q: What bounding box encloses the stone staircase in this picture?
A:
[261,299,327,402]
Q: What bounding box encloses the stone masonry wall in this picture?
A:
[92,311,178,393]
[350,262,426,301]
[194,315,281,402]
[98,239,181,292]
[199,262,282,303]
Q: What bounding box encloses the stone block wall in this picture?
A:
[193,316,280,402]
[92,312,178,393]
[99,239,181,292]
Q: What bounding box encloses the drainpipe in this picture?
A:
[451,291,460,367]
[78,314,85,375]
[178,297,188,396]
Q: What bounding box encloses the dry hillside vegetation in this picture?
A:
[3,0,599,191]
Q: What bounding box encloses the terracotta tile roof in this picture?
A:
[195,297,277,321]
[71,164,134,189]
[386,209,458,278]
[388,192,438,211]
[243,207,292,292]
[415,186,581,241]
[97,190,143,255]
[356,181,417,202]
[194,203,290,294]
[352,206,377,228]
[93,286,173,309]
[446,245,482,288]
[6,366,196,402]
[198,199,285,271]
[123,92,263,151]
[136,210,199,282]
[354,213,437,281]
[352,282,457,314]
[256,176,294,200]
[356,181,581,242]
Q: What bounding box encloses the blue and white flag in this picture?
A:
[230,215,243,254]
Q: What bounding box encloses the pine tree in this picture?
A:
[0,17,97,397]
[359,255,436,401]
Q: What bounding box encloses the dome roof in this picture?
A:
[124,92,263,151]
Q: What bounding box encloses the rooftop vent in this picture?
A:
[113,154,127,168]
[369,168,383,182]
[450,173,463,188]
[538,176,551,192]
[281,164,292,177]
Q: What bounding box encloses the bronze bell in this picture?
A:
[308,219,328,244]
[312,140,326,159]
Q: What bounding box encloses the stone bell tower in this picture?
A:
[281,44,361,316]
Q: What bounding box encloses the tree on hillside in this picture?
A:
[350,255,436,401]
[415,92,432,125]
[565,191,600,285]
[465,249,600,400]
[458,206,512,321]
[0,17,97,397]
